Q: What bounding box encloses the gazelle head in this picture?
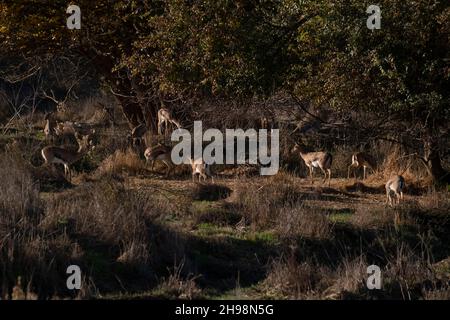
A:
[291,142,304,154]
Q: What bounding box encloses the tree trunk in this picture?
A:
[113,93,144,129]
[423,136,449,184]
[79,48,147,129]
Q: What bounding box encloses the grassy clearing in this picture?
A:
[1,117,449,300]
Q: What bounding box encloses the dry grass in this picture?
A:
[95,148,146,177]
[1,103,449,300]
[264,255,329,299]
[153,260,203,299]
[276,205,333,240]
[234,173,302,230]
[0,152,191,298]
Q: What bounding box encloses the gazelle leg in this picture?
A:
[64,164,71,182]
[347,165,353,179]
[327,169,331,187]
[157,119,162,135]
[309,166,314,184]
[163,120,168,137]
[321,167,327,184]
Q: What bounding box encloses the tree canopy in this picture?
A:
[1,0,448,181]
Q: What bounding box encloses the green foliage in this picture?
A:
[1,0,448,123]
[292,0,450,124]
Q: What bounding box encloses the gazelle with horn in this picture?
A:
[129,123,148,147]
[190,158,213,183]
[144,144,174,177]
[41,134,94,181]
[157,106,182,135]
[385,175,405,206]
[42,89,71,114]
[291,143,333,186]
[347,152,377,180]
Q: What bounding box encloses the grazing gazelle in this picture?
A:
[385,175,405,206]
[190,158,213,182]
[41,134,93,181]
[157,107,182,135]
[144,144,174,177]
[292,143,333,186]
[347,152,377,180]
[43,112,56,141]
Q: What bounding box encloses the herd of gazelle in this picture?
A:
[41,104,405,205]
[291,144,405,206]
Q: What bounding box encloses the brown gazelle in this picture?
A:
[347,152,377,180]
[292,143,332,186]
[144,144,174,177]
[41,134,93,181]
[157,108,182,135]
[385,175,405,206]
[54,121,76,137]
[42,89,70,114]
[130,123,147,147]
[190,158,213,183]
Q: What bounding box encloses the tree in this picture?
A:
[288,0,450,183]
[0,0,320,129]
[0,0,165,129]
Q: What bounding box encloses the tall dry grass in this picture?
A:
[0,152,193,299]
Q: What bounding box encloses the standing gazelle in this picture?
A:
[130,123,148,146]
[144,144,174,177]
[347,152,377,180]
[41,134,93,181]
[292,143,333,186]
[190,158,213,183]
[385,175,405,206]
[157,107,182,135]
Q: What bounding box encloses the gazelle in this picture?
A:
[43,112,56,141]
[41,134,94,182]
[130,123,147,147]
[54,121,76,137]
[385,175,405,206]
[292,143,332,186]
[144,144,174,177]
[347,152,377,180]
[42,89,70,114]
[157,107,182,135]
[190,158,213,182]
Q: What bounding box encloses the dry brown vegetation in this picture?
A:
[0,96,449,301]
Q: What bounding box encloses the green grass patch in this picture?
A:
[328,208,354,223]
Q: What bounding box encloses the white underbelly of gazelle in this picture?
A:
[311,161,321,167]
